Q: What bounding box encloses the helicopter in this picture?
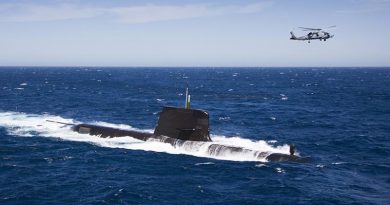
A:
[290,26,335,43]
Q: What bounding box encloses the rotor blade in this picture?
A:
[323,25,337,31]
[299,27,321,31]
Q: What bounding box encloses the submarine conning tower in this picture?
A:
[153,87,211,142]
[154,106,211,142]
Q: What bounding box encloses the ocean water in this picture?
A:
[0,67,389,204]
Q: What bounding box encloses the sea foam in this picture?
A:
[0,111,290,162]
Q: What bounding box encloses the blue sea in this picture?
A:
[0,67,389,204]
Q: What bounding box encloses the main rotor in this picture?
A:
[298,25,336,31]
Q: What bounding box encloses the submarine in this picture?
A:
[49,89,309,162]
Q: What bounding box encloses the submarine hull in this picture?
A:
[73,124,307,162]
[73,124,153,140]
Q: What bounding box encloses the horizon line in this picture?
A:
[1,66,390,69]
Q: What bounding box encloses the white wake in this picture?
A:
[0,111,290,162]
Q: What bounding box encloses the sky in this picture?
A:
[0,0,389,67]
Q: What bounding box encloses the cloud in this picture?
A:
[335,0,390,14]
[336,7,384,14]
[0,2,271,23]
[0,4,104,22]
[113,3,270,23]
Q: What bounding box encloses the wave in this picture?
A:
[0,111,290,162]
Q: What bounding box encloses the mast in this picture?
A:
[185,87,191,109]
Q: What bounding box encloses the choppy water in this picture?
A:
[0,67,389,204]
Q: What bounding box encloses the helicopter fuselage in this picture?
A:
[290,29,334,43]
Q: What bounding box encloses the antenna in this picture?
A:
[185,87,191,109]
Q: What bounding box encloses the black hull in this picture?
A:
[73,124,308,162]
